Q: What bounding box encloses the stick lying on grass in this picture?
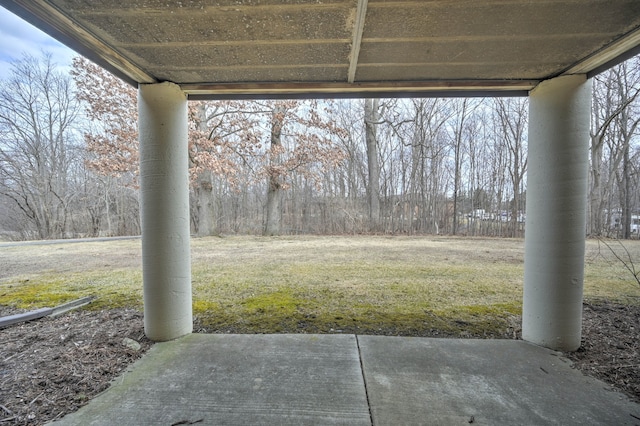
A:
[0,296,94,328]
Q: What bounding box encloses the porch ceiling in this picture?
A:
[2,0,640,99]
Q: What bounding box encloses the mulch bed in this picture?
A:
[566,302,640,403]
[0,301,638,425]
[0,309,151,425]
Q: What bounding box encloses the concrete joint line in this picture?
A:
[355,334,374,425]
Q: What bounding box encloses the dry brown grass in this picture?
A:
[1,236,638,336]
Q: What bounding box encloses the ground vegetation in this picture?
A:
[1,237,638,424]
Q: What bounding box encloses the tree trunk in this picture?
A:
[264,105,285,236]
[193,104,218,236]
[622,133,632,239]
[195,169,217,237]
[451,99,468,235]
[364,98,380,232]
[589,135,604,235]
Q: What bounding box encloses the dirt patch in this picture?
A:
[0,300,638,425]
[0,308,151,425]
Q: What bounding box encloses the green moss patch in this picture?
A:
[0,270,142,311]
[0,280,82,309]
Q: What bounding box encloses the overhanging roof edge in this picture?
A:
[564,25,640,76]
[0,0,155,86]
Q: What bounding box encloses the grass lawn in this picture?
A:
[1,236,639,337]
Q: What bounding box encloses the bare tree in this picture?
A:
[589,57,640,236]
[493,97,528,237]
[407,98,451,234]
[335,101,367,228]
[0,53,82,239]
[448,99,487,235]
[610,61,640,239]
[448,99,470,235]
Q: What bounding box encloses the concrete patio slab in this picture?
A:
[50,334,640,425]
[52,334,371,425]
[358,336,640,425]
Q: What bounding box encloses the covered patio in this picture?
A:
[0,0,640,425]
[2,0,640,423]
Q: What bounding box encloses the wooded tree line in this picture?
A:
[1,52,639,240]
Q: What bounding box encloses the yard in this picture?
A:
[1,236,639,424]
[2,235,638,336]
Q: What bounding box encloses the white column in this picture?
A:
[523,74,592,351]
[138,82,192,341]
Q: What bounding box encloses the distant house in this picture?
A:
[468,209,525,223]
[609,210,640,234]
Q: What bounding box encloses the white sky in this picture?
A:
[0,6,76,79]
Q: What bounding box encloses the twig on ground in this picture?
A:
[29,392,44,406]
[171,420,204,425]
